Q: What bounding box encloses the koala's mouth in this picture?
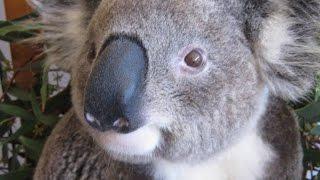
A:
[84,108,162,157]
[95,124,161,157]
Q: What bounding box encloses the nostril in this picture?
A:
[85,113,95,123]
[113,117,130,133]
[85,113,102,130]
[85,112,131,133]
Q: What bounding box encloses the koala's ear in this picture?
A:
[28,0,98,70]
[253,0,320,101]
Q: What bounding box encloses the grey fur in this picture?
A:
[29,0,320,179]
[34,98,302,179]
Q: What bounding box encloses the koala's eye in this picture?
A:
[184,50,203,68]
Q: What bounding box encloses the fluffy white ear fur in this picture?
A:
[27,0,85,71]
[256,1,320,101]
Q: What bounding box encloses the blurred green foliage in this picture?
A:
[0,14,71,180]
[0,13,319,180]
[296,76,320,179]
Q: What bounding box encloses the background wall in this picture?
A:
[0,0,10,97]
[0,0,11,60]
[2,0,37,89]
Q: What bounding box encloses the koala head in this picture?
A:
[31,0,320,163]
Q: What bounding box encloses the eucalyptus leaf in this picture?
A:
[0,20,12,28]
[0,50,7,62]
[311,125,320,135]
[40,115,59,126]
[0,23,38,36]
[2,144,8,164]
[7,87,31,101]
[29,90,43,120]
[41,68,49,112]
[0,104,35,121]
[30,90,58,126]
[0,121,36,145]
[8,154,20,171]
[0,112,11,121]
[0,31,34,42]
[0,120,10,136]
[295,101,320,123]
[24,148,40,162]
[0,20,40,42]
[0,167,32,180]
[304,149,320,164]
[0,13,58,179]
[45,86,71,113]
[19,136,44,161]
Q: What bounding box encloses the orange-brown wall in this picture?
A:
[4,0,32,20]
[4,0,37,89]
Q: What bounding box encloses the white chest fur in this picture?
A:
[153,132,275,180]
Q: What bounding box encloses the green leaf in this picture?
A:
[305,123,313,131]
[45,86,71,113]
[41,115,59,126]
[0,22,39,36]
[304,149,320,164]
[315,75,320,102]
[19,136,44,153]
[311,125,320,135]
[29,90,42,119]
[0,167,33,180]
[0,31,34,42]
[0,112,11,122]
[0,121,10,136]
[7,87,31,101]
[0,20,41,42]
[0,118,13,126]
[30,90,58,126]
[0,104,35,121]
[41,67,49,112]
[1,144,8,163]
[0,120,36,145]
[296,101,320,123]
[0,20,12,28]
[8,154,20,171]
[0,49,7,62]
[19,136,44,161]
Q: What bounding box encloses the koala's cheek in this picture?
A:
[94,125,161,156]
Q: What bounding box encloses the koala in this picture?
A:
[29,0,320,179]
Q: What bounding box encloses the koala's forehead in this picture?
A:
[88,0,243,44]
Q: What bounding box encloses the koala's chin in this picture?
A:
[89,124,161,163]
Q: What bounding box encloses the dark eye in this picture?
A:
[184,50,203,67]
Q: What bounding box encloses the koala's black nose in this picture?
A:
[84,36,147,133]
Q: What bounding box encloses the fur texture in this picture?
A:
[34,98,302,180]
[153,131,275,180]
[29,0,319,179]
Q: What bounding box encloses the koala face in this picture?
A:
[34,0,319,164]
[70,0,267,163]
